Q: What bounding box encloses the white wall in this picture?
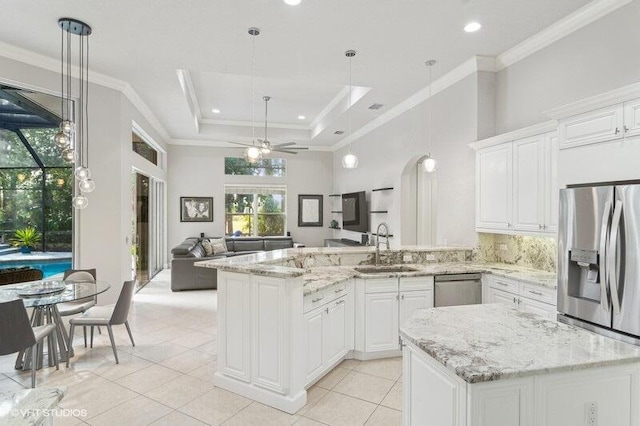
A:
[332,73,483,248]
[495,0,640,133]
[0,55,169,304]
[167,146,333,250]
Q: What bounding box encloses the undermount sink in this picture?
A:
[354,265,419,274]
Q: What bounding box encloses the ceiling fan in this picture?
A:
[227,96,309,156]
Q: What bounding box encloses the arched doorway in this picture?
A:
[400,156,437,246]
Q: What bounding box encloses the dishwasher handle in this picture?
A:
[435,273,482,282]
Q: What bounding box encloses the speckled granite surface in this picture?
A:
[400,304,640,384]
[195,247,557,295]
[0,387,66,425]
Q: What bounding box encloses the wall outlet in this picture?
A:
[585,401,597,426]
[426,254,436,261]
[499,244,508,251]
[403,254,413,262]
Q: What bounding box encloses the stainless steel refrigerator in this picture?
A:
[558,183,640,345]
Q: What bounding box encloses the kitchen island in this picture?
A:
[195,246,556,414]
[400,304,640,426]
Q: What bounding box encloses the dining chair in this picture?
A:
[57,269,98,316]
[67,280,136,365]
[0,299,59,388]
[57,268,99,346]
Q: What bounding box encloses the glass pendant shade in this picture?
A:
[74,166,91,181]
[423,156,438,173]
[72,195,89,209]
[78,179,96,193]
[342,152,359,169]
[244,146,262,163]
[54,131,71,148]
[59,120,75,135]
[62,148,77,163]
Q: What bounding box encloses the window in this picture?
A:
[132,132,158,165]
[225,157,286,177]
[225,185,286,236]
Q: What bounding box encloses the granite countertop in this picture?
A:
[194,246,556,294]
[301,262,556,296]
[0,387,66,425]
[400,304,640,384]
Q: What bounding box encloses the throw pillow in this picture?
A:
[210,238,228,254]
[201,239,213,256]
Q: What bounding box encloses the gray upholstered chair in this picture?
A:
[57,268,98,316]
[67,280,136,365]
[0,299,58,388]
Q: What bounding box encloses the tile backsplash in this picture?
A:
[475,233,557,272]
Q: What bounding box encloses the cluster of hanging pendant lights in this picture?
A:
[54,18,95,209]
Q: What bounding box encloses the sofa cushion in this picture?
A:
[231,239,265,252]
[264,238,294,251]
[201,239,214,256]
[171,241,197,256]
[190,244,206,258]
[210,238,228,254]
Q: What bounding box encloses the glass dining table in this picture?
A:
[0,279,110,369]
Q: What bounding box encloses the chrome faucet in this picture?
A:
[375,222,390,266]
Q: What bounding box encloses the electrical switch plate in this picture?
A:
[426,254,436,261]
[585,401,597,426]
[499,244,508,251]
[403,254,412,262]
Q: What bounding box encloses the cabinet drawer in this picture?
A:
[399,276,434,291]
[365,278,398,294]
[520,282,556,305]
[488,275,519,294]
[304,289,327,313]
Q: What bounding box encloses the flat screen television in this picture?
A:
[342,191,368,233]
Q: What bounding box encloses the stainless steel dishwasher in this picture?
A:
[434,273,482,307]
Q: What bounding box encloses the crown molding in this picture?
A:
[0,40,171,142]
[496,0,632,71]
[468,120,558,150]
[198,118,309,131]
[176,69,201,133]
[545,80,640,119]
[331,55,492,151]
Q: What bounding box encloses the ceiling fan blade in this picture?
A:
[226,141,254,147]
[274,146,308,151]
[272,142,296,148]
[277,150,299,155]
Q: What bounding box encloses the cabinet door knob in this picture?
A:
[624,126,630,133]
[507,223,512,228]
[513,297,517,303]
[396,294,399,300]
[538,224,543,229]
[401,294,405,300]
[615,127,621,135]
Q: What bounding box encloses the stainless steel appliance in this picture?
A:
[434,273,482,307]
[558,182,640,345]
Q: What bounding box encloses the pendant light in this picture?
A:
[57,17,94,209]
[423,60,437,173]
[244,27,262,164]
[341,50,358,169]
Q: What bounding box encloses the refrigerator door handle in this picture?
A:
[599,200,612,312]
[608,200,623,315]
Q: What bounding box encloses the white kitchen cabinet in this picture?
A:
[399,290,433,327]
[512,136,544,232]
[304,308,324,381]
[558,104,624,149]
[304,292,352,386]
[475,131,558,235]
[357,276,434,357]
[364,292,399,353]
[483,275,556,320]
[623,98,640,138]
[476,143,513,231]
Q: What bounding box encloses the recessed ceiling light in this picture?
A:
[298,115,306,120]
[284,0,301,5]
[464,22,482,33]
[212,108,221,114]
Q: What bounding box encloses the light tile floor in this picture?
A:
[0,270,403,425]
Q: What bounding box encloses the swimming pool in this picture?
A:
[0,260,72,278]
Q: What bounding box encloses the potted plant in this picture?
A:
[11,226,41,254]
